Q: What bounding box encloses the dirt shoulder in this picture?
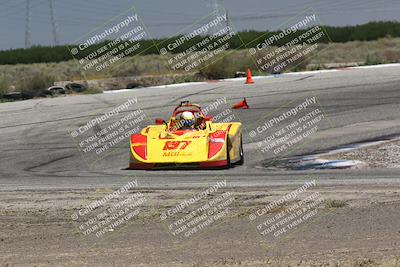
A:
[1,184,400,267]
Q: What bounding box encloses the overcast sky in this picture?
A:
[0,0,399,50]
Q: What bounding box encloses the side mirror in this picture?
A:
[155,118,166,125]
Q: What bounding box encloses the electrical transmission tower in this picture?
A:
[25,0,31,48]
[212,0,220,19]
[207,0,231,34]
[48,0,60,45]
[226,9,231,34]
[25,0,60,48]
[207,0,222,34]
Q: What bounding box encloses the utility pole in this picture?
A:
[48,0,59,45]
[25,0,31,48]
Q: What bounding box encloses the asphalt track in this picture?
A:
[1,65,400,190]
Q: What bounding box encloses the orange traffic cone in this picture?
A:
[245,68,254,84]
[232,98,249,109]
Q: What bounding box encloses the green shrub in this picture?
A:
[383,50,400,63]
[82,87,103,94]
[290,56,311,72]
[199,58,231,79]
[0,75,9,97]
[198,54,255,79]
[324,199,347,208]
[365,54,384,65]
[17,72,55,99]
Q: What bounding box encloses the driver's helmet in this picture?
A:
[180,111,195,128]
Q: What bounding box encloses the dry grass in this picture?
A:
[0,38,399,96]
[316,38,400,64]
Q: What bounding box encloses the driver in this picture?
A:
[178,111,196,130]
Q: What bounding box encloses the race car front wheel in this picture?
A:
[226,138,232,169]
[236,136,244,165]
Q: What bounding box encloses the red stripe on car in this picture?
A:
[131,134,147,160]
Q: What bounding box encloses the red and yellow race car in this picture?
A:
[128,101,244,169]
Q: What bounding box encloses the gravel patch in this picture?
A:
[325,140,400,168]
